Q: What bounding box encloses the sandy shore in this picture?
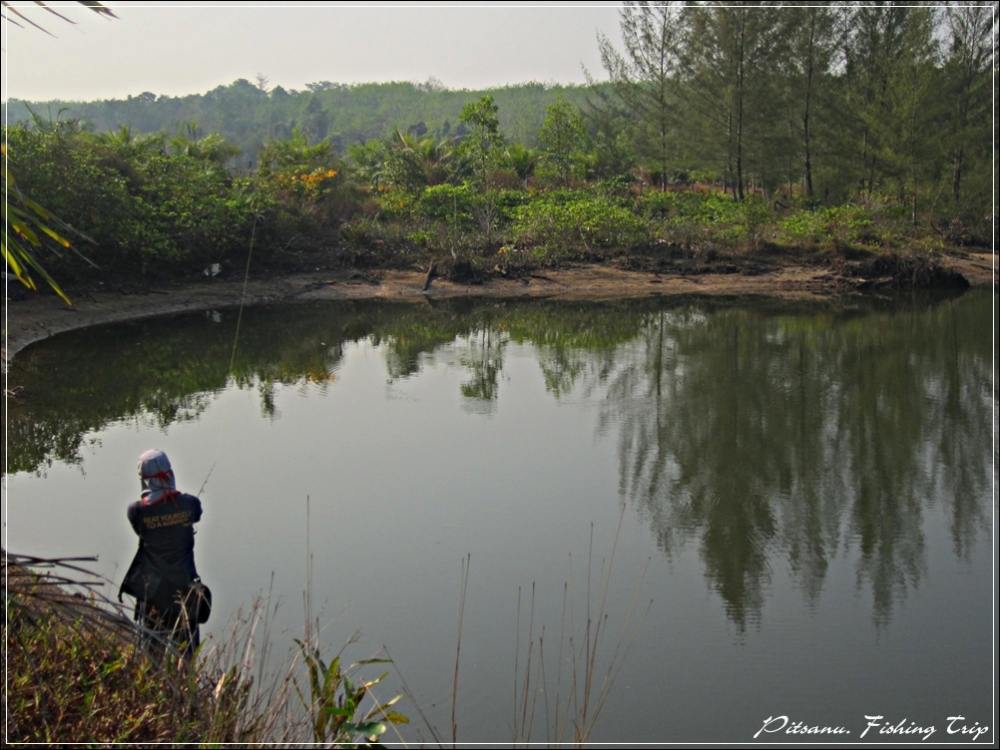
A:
[4,254,994,365]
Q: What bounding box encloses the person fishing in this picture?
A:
[118,449,209,656]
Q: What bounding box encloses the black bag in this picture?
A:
[120,546,209,625]
[185,579,212,624]
[119,548,182,612]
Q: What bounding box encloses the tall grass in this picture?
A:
[3,550,409,745]
[437,505,653,746]
[508,509,653,745]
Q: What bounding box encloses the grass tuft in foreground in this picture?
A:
[3,551,408,745]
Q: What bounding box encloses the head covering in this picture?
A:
[138,449,179,505]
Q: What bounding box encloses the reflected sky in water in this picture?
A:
[5,291,994,743]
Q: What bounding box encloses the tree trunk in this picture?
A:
[735,12,746,202]
[803,12,816,201]
[952,146,964,205]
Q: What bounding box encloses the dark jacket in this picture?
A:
[120,493,202,609]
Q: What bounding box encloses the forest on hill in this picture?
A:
[6,80,596,158]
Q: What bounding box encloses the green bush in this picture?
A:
[492,188,532,222]
[373,188,417,221]
[778,205,876,247]
[6,124,266,274]
[640,190,773,249]
[416,183,480,223]
[638,190,743,224]
[512,196,649,257]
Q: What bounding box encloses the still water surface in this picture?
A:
[5,291,994,743]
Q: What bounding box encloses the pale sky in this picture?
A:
[2,2,625,101]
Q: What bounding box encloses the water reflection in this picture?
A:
[586,296,992,627]
[7,292,992,629]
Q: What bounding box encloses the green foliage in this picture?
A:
[2,142,80,304]
[383,131,460,191]
[638,190,776,249]
[258,127,333,175]
[505,142,538,186]
[170,128,240,165]
[416,183,480,224]
[638,190,740,223]
[3,121,364,278]
[373,187,417,221]
[5,122,262,274]
[346,138,391,190]
[255,128,354,243]
[778,205,876,247]
[459,94,505,187]
[537,98,588,186]
[8,81,598,155]
[492,188,532,221]
[512,196,649,259]
[295,640,408,746]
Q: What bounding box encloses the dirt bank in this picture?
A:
[4,253,993,365]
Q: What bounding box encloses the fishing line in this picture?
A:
[202,206,260,499]
[227,210,260,374]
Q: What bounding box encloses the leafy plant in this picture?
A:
[537,98,589,186]
[778,204,877,248]
[2,143,85,304]
[417,182,480,224]
[513,196,649,258]
[294,638,408,746]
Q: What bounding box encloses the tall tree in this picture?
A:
[782,3,843,201]
[941,3,996,208]
[458,95,505,244]
[678,2,788,200]
[597,1,683,189]
[537,98,587,186]
[842,3,938,200]
[458,94,504,187]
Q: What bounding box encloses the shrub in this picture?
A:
[778,205,877,248]
[6,124,269,274]
[639,190,772,249]
[416,183,480,224]
[512,196,649,258]
[372,187,417,222]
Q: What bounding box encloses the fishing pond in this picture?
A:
[5,290,994,743]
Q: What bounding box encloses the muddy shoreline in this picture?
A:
[4,255,994,365]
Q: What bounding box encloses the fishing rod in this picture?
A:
[197,461,217,498]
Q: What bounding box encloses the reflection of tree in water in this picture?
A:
[6,299,643,473]
[8,293,991,630]
[590,294,991,628]
[598,309,789,628]
[829,298,992,624]
[6,304,352,472]
[918,301,993,561]
[507,304,638,400]
[458,326,505,413]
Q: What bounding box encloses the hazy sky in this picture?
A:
[3,2,625,101]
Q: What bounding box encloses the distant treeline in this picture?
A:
[7,4,995,214]
[5,80,596,159]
